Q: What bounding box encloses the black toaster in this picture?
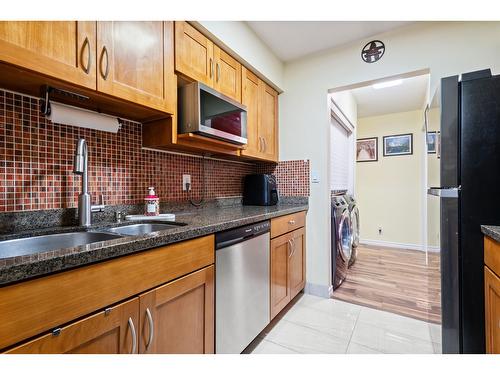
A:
[243,174,279,206]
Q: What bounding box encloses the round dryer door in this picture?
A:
[337,210,352,261]
[351,206,360,248]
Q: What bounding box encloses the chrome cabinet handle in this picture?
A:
[262,137,267,152]
[287,239,293,258]
[290,238,296,258]
[209,58,213,78]
[100,46,109,80]
[216,63,220,82]
[145,308,154,351]
[80,36,91,74]
[128,317,137,354]
[288,219,296,225]
[258,137,262,152]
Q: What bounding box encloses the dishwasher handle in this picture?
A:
[215,220,270,250]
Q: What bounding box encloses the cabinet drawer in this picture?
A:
[271,211,306,238]
[0,235,214,351]
[485,236,500,277]
[5,298,139,354]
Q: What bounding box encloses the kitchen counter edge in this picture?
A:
[0,204,308,286]
[481,225,500,244]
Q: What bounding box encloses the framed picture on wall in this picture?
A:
[427,131,437,154]
[383,133,413,156]
[356,137,378,162]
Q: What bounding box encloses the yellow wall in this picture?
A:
[355,110,424,246]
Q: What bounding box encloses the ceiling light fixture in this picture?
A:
[372,79,403,89]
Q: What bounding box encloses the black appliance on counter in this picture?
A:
[243,174,278,206]
[428,69,500,353]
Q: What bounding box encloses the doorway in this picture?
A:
[328,71,441,324]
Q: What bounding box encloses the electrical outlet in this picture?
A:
[378,227,383,235]
[182,174,191,191]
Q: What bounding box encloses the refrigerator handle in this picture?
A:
[427,186,461,198]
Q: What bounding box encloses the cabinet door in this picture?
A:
[270,232,293,320]
[174,21,214,86]
[289,227,306,300]
[240,67,261,158]
[485,266,500,354]
[0,21,96,89]
[97,21,175,113]
[259,82,279,162]
[6,298,139,354]
[139,266,214,354]
[213,45,241,102]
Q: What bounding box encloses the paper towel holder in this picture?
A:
[40,85,90,116]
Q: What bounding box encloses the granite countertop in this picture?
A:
[481,225,500,243]
[0,202,308,286]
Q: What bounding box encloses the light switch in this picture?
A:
[311,170,320,183]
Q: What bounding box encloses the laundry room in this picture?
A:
[328,71,441,323]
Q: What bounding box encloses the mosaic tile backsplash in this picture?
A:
[0,89,310,212]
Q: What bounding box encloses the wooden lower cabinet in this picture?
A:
[6,298,139,354]
[289,227,306,299]
[139,266,214,354]
[6,266,215,354]
[485,266,500,353]
[270,227,306,320]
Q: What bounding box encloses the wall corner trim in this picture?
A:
[304,282,333,298]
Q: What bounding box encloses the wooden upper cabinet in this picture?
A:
[241,77,279,162]
[97,21,175,114]
[175,22,241,102]
[6,298,139,354]
[260,83,279,162]
[213,45,241,102]
[175,21,214,86]
[240,67,260,158]
[139,266,214,354]
[0,21,97,89]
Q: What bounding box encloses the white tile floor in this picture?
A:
[246,293,442,354]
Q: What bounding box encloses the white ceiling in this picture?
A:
[350,74,429,118]
[246,21,414,62]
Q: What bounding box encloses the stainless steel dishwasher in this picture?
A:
[215,220,270,354]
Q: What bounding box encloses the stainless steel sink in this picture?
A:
[104,223,181,236]
[0,231,124,258]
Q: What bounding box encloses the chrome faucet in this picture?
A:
[73,138,105,226]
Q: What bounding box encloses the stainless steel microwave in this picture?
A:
[178,82,247,145]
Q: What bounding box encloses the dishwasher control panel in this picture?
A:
[215,220,270,250]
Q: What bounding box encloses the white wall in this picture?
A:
[196,21,285,91]
[280,22,500,293]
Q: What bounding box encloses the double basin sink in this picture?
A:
[0,222,184,258]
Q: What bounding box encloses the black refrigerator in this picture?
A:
[428,69,500,353]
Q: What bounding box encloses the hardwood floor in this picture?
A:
[331,245,441,324]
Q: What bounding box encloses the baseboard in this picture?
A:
[304,282,332,298]
[360,238,440,253]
